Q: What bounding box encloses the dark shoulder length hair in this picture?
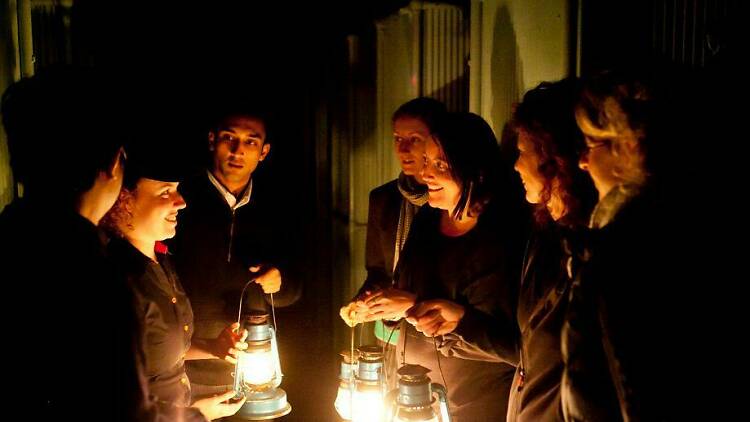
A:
[432,112,502,220]
[511,78,596,228]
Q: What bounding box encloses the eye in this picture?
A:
[244,138,258,146]
[410,136,422,144]
[160,189,171,199]
[436,161,448,172]
[219,133,236,143]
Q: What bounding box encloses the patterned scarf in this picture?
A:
[393,173,429,273]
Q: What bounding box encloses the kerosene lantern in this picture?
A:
[351,345,386,422]
[385,365,451,422]
[334,349,357,420]
[231,312,291,420]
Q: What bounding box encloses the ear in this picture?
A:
[208,132,216,151]
[259,143,271,161]
[107,147,124,179]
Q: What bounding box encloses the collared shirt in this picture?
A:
[207,170,253,210]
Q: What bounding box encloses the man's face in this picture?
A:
[208,115,269,188]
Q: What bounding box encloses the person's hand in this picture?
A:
[339,301,369,327]
[362,288,416,322]
[405,299,465,337]
[250,265,281,294]
[211,322,248,364]
[192,390,246,420]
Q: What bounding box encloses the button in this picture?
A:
[180,377,188,384]
[183,324,189,332]
[171,297,177,304]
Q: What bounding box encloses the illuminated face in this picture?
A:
[128,178,186,242]
[514,131,546,204]
[209,115,269,189]
[578,135,620,200]
[420,138,461,213]
[393,117,429,181]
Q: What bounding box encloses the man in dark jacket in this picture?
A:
[170,105,301,393]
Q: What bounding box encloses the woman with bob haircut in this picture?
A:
[367,112,527,421]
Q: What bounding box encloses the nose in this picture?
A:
[513,157,521,173]
[229,139,242,154]
[578,150,589,171]
[397,139,411,154]
[420,160,434,181]
[174,191,187,210]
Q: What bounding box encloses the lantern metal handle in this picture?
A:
[431,383,451,422]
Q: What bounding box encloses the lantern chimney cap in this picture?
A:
[356,345,383,362]
[339,349,358,364]
[244,311,269,325]
[397,364,431,381]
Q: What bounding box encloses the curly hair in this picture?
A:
[511,78,596,228]
[575,71,654,188]
[100,185,137,239]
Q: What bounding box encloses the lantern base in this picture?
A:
[228,388,292,420]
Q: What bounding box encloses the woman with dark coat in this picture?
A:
[369,112,528,421]
[561,71,676,421]
[506,78,596,421]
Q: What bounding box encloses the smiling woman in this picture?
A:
[100,142,249,421]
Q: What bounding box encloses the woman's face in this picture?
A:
[420,138,461,212]
[127,178,186,243]
[514,131,546,204]
[393,116,429,181]
[578,134,620,200]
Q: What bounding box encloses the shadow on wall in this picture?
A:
[427,73,469,113]
[491,5,522,138]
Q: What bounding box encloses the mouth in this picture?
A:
[165,215,178,224]
[402,159,415,165]
[227,161,244,169]
[427,186,443,193]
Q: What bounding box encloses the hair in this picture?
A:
[431,112,501,220]
[208,99,271,144]
[575,70,656,188]
[511,78,596,228]
[100,187,137,239]
[392,97,448,134]
[1,65,124,200]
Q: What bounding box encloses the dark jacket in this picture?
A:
[395,203,525,422]
[507,225,572,422]
[358,179,403,296]
[170,172,301,340]
[561,189,677,422]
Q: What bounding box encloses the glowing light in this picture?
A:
[237,348,276,386]
[351,387,385,422]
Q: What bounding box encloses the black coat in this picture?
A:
[507,225,572,422]
[395,203,525,422]
[170,172,301,340]
[358,179,403,297]
[561,189,678,422]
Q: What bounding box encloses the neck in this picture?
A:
[212,170,250,198]
[126,235,157,261]
[440,208,478,236]
[76,190,104,226]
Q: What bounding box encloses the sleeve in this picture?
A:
[355,188,393,299]
[438,267,520,366]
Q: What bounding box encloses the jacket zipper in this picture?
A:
[227,209,236,263]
